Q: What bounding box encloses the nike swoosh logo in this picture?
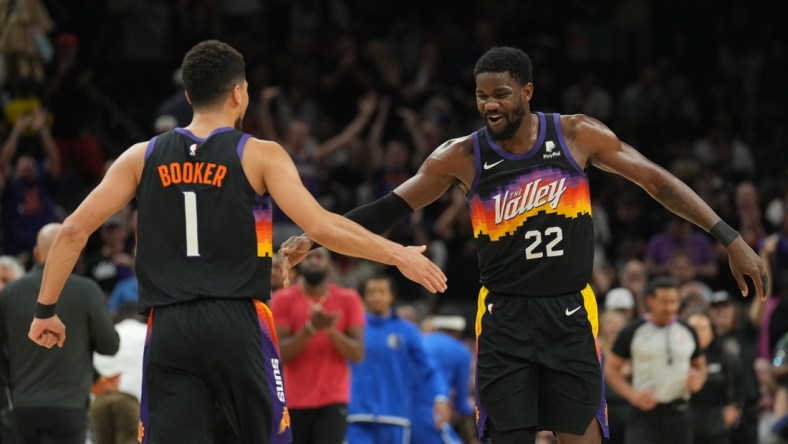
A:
[565,306,581,316]
[483,159,504,170]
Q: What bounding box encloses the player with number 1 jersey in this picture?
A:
[135,126,291,444]
[136,127,272,309]
[26,40,448,444]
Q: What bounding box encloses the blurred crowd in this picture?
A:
[2,0,788,443]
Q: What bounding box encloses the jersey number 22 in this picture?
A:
[524,226,563,260]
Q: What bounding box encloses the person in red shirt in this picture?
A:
[270,248,366,444]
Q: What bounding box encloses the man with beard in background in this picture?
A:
[269,248,366,444]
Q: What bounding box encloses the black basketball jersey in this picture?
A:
[466,112,594,296]
[136,127,272,310]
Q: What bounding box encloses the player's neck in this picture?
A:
[185,111,238,137]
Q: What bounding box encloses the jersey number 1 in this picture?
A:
[183,191,200,257]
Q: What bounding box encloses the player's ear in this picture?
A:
[521,83,534,102]
[232,84,243,105]
[184,91,192,105]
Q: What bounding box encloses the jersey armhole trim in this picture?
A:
[553,113,586,175]
[466,131,483,199]
[236,133,252,161]
[144,136,158,162]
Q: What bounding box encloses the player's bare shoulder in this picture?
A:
[422,135,475,187]
[242,136,291,166]
[117,141,150,184]
[558,114,620,165]
[240,137,290,195]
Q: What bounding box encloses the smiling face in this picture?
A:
[475,71,532,141]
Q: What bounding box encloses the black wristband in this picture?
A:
[710,220,740,247]
[34,302,57,319]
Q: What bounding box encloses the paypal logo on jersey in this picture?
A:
[492,177,567,224]
[543,140,561,159]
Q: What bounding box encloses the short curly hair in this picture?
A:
[181,40,246,109]
[473,46,533,85]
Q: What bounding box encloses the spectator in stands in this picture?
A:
[347,274,450,444]
[153,68,192,130]
[604,287,636,322]
[688,312,742,444]
[43,32,105,184]
[709,290,761,444]
[678,280,713,319]
[0,254,24,441]
[645,217,718,282]
[599,308,631,444]
[733,181,767,250]
[668,250,699,286]
[414,311,474,444]
[270,248,366,444]
[90,301,147,444]
[0,223,118,444]
[0,256,25,291]
[562,70,613,123]
[618,259,648,315]
[692,113,755,179]
[0,108,61,261]
[84,211,134,299]
[259,88,378,245]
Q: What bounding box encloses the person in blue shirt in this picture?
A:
[348,274,452,444]
[412,313,475,444]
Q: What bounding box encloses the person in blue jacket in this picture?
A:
[412,313,475,444]
[348,274,452,444]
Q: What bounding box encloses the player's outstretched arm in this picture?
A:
[29,142,145,348]
[259,139,447,293]
[575,115,767,300]
[278,137,469,285]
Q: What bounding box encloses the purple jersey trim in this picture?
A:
[254,301,293,444]
[144,136,158,162]
[138,311,154,444]
[597,355,610,439]
[484,112,547,160]
[236,133,251,161]
[466,132,483,199]
[553,113,585,174]
[174,126,234,142]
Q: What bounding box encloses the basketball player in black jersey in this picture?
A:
[280,47,767,444]
[26,40,447,444]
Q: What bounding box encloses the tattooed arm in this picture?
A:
[561,114,767,300]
